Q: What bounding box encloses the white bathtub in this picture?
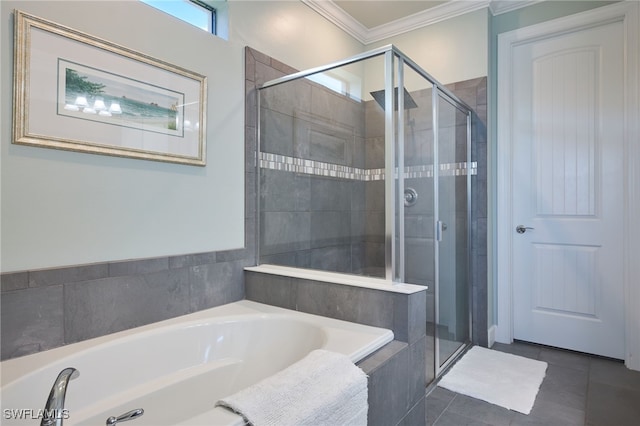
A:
[1,300,393,426]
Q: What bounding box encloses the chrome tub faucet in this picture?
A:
[41,367,79,426]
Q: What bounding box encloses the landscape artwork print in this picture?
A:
[58,59,185,137]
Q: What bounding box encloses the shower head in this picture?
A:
[370,87,418,111]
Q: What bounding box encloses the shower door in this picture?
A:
[397,56,472,381]
[435,91,471,373]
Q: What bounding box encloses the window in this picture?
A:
[307,70,363,102]
[141,0,216,34]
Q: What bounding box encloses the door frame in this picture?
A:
[495,1,640,370]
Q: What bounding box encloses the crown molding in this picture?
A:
[301,0,370,43]
[365,1,491,43]
[489,0,543,15]
[303,0,540,45]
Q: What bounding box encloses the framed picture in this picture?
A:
[12,10,207,166]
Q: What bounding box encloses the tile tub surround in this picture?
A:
[0,254,254,360]
[245,266,427,344]
[246,266,428,425]
[358,340,427,426]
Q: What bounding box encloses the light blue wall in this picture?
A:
[1,1,245,272]
[369,8,489,85]
[0,0,363,273]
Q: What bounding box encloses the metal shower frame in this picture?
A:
[257,44,474,374]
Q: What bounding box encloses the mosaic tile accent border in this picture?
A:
[260,152,477,180]
[439,162,478,177]
[259,152,385,181]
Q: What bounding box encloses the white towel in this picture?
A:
[216,349,368,426]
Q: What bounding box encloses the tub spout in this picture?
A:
[40,367,79,426]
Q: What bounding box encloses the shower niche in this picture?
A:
[256,45,483,379]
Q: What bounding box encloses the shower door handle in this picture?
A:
[436,221,447,241]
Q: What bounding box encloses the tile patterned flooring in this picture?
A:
[425,341,640,426]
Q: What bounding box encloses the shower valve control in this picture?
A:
[404,188,418,207]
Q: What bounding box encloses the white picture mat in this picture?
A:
[19,18,205,163]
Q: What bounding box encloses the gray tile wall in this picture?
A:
[244,269,428,426]
[0,255,253,360]
[360,101,387,276]
[448,77,488,347]
[245,270,427,343]
[258,59,385,278]
[257,63,487,311]
[358,340,427,426]
[399,80,487,342]
[363,78,488,351]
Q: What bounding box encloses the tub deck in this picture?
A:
[1,300,393,426]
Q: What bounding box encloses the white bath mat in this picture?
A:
[438,346,547,415]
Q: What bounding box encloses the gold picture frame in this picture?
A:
[13,9,207,166]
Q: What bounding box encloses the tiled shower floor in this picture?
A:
[425,341,640,425]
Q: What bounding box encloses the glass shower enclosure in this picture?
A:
[257,45,473,380]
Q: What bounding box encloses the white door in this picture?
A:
[510,19,625,359]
